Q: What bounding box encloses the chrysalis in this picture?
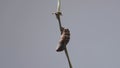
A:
[56,28,70,52]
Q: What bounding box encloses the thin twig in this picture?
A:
[55,12,62,33]
[54,0,73,68]
[64,48,73,68]
[55,12,73,68]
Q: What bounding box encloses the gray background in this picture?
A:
[0,0,120,68]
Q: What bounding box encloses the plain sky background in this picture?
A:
[0,0,120,68]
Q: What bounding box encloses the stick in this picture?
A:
[55,12,72,68]
[55,12,62,34]
[64,48,73,68]
[54,0,73,68]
